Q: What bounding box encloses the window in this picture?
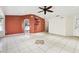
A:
[0,25,2,31]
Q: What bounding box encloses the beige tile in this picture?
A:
[75,41,79,53]
[7,48,20,53]
[1,33,79,53]
[19,47,32,53]
[60,42,76,53]
[46,46,62,53]
[28,45,45,53]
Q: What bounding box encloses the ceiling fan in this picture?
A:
[38,6,54,15]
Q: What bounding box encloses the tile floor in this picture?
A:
[0,32,79,53]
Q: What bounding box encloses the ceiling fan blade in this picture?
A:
[39,7,44,10]
[38,11,43,13]
[46,6,52,9]
[47,10,53,12]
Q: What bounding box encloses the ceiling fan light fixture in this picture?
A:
[38,6,54,15]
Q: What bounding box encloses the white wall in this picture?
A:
[0,9,5,37]
[65,16,74,36]
[47,6,79,36]
[49,17,66,36]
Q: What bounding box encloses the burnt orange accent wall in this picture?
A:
[5,14,45,35]
[5,15,25,35]
[28,15,45,33]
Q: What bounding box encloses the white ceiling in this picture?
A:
[0,6,79,17]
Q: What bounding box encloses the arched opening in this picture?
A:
[22,19,30,33]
